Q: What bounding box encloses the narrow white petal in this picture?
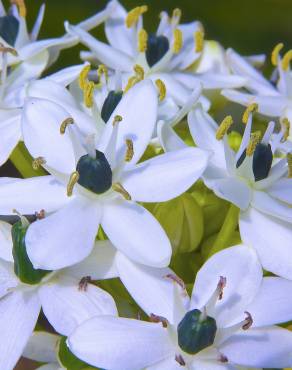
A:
[157,120,187,152]
[266,178,292,204]
[0,109,21,166]
[0,221,13,262]
[0,260,18,298]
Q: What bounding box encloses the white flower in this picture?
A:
[65,0,245,108]
[0,79,209,270]
[0,219,117,370]
[160,104,292,280]
[68,244,292,370]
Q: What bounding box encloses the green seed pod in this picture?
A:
[76,150,112,194]
[177,309,217,355]
[101,90,123,123]
[153,193,203,255]
[12,220,50,285]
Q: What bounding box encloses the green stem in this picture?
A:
[208,203,239,257]
[10,142,46,178]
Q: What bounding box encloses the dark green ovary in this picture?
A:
[76,150,112,194]
[101,90,123,123]
[146,34,170,67]
[0,15,19,46]
[12,221,51,285]
[177,309,217,355]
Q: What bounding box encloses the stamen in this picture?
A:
[11,0,26,17]
[84,81,95,108]
[138,28,148,52]
[242,311,253,330]
[218,353,228,363]
[35,209,45,220]
[171,8,182,24]
[67,171,80,197]
[175,354,186,366]
[149,313,168,328]
[112,182,131,200]
[216,115,233,140]
[282,50,292,71]
[32,157,46,170]
[281,117,290,142]
[173,28,183,53]
[0,44,18,56]
[124,65,144,93]
[271,42,284,66]
[194,28,204,53]
[124,76,137,93]
[133,64,145,80]
[205,276,227,314]
[97,64,108,83]
[79,65,90,90]
[155,79,166,101]
[165,273,186,290]
[125,5,148,28]
[242,103,258,124]
[60,117,74,134]
[78,276,92,292]
[12,209,29,227]
[125,139,134,162]
[287,153,292,178]
[113,114,123,126]
[246,131,261,156]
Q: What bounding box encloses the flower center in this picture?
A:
[177,309,217,355]
[146,34,169,67]
[101,90,123,123]
[76,150,113,194]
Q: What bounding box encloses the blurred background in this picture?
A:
[0,0,289,368]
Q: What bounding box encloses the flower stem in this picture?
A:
[9,142,46,178]
[208,203,239,257]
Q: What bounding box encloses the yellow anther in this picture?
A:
[32,157,46,170]
[282,50,292,71]
[79,65,90,90]
[125,139,134,162]
[67,171,80,197]
[97,64,108,82]
[125,6,148,28]
[138,28,148,52]
[134,64,145,80]
[112,182,131,200]
[11,0,26,17]
[84,81,95,108]
[216,115,233,140]
[242,103,258,124]
[60,117,74,134]
[155,79,166,101]
[172,8,182,23]
[173,29,183,53]
[0,44,18,56]
[271,43,284,66]
[194,29,204,53]
[113,115,123,126]
[124,76,138,93]
[246,131,261,156]
[281,117,290,142]
[287,153,292,178]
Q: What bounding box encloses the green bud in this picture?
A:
[12,220,51,285]
[153,193,203,254]
[177,309,217,355]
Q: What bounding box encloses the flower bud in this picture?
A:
[153,193,203,254]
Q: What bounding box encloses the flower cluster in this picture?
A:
[0,1,292,369]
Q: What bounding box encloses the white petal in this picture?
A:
[0,109,21,166]
[188,106,225,169]
[26,197,101,270]
[101,199,171,267]
[23,331,59,363]
[246,277,292,327]
[0,176,69,214]
[191,245,262,327]
[220,326,292,368]
[31,4,45,41]
[65,240,118,280]
[147,356,185,370]
[68,316,174,370]
[39,274,117,336]
[122,147,209,202]
[240,207,292,279]
[46,64,86,86]
[116,252,189,324]
[153,73,190,106]
[157,120,187,152]
[0,221,13,262]
[36,364,60,370]
[22,98,76,174]
[0,291,41,370]
[266,178,292,204]
[0,259,18,299]
[98,79,158,165]
[252,190,292,222]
